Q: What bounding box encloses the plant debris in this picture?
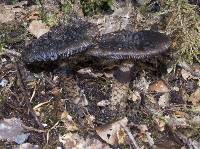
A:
[0,118,30,144]
[0,0,199,148]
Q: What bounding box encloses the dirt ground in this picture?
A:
[0,0,200,149]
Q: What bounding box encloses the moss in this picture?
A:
[0,23,26,45]
[80,0,114,16]
[61,1,74,14]
[43,13,59,27]
[0,96,5,105]
[164,0,200,63]
[12,0,20,4]
[0,42,5,55]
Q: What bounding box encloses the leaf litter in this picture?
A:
[0,0,200,148]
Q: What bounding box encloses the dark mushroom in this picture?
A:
[22,20,171,72]
[86,30,171,60]
[22,20,99,67]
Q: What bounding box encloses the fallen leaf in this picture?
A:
[188,88,200,105]
[28,20,50,38]
[97,100,111,107]
[0,118,30,144]
[77,67,103,78]
[95,117,128,145]
[85,114,95,128]
[189,116,200,130]
[133,76,150,92]
[129,90,141,102]
[26,11,40,21]
[59,133,111,149]
[174,111,188,118]
[61,111,78,131]
[181,69,191,80]
[14,143,39,149]
[148,80,170,93]
[179,61,200,80]
[154,118,166,132]
[51,87,62,96]
[0,78,8,87]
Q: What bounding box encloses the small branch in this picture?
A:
[30,84,37,102]
[15,61,44,130]
[46,121,60,144]
[22,124,46,133]
[33,100,51,110]
[0,49,21,57]
[120,123,140,149]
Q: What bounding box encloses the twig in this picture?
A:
[33,100,51,110]
[46,121,60,144]
[22,124,46,133]
[0,49,21,57]
[30,83,37,102]
[15,61,44,129]
[120,123,140,149]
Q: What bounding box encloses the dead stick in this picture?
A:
[15,61,44,129]
[120,123,140,149]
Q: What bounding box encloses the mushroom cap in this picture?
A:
[86,30,171,59]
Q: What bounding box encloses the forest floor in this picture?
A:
[0,0,200,149]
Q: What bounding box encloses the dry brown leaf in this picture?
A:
[188,88,200,106]
[51,87,62,96]
[180,62,200,80]
[61,111,78,131]
[148,80,170,93]
[95,117,128,145]
[117,128,127,144]
[154,118,166,132]
[181,69,192,80]
[26,11,40,21]
[28,20,50,38]
[85,114,95,128]
[174,111,188,118]
[129,90,141,102]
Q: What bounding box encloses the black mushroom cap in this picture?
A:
[21,20,171,72]
[22,20,98,65]
[86,30,171,59]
